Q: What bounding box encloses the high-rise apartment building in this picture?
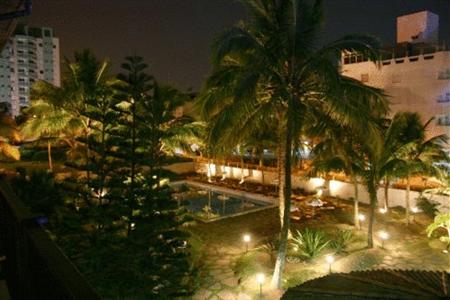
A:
[342,11,450,139]
[0,25,60,116]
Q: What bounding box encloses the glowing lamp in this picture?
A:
[243,234,251,252]
[358,214,366,222]
[256,273,265,296]
[326,254,334,273]
[378,230,389,248]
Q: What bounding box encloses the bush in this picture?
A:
[329,230,354,254]
[417,195,440,218]
[257,235,281,264]
[340,250,384,271]
[232,252,263,280]
[10,169,64,217]
[32,150,49,161]
[290,228,329,260]
[283,269,320,289]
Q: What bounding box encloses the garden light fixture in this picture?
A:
[243,234,251,252]
[411,207,419,221]
[379,230,389,248]
[256,273,265,296]
[326,254,334,273]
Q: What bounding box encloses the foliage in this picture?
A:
[417,195,440,218]
[24,52,198,299]
[283,269,321,289]
[232,251,264,280]
[426,214,450,249]
[290,229,330,260]
[0,112,20,161]
[11,168,64,217]
[329,230,354,254]
[339,250,384,271]
[257,235,281,264]
[198,0,387,287]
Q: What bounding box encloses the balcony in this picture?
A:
[0,179,100,300]
[437,94,450,103]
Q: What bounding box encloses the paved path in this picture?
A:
[193,245,251,300]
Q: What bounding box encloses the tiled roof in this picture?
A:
[282,269,450,299]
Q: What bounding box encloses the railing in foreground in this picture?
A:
[0,178,100,300]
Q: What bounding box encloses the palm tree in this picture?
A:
[310,122,365,229]
[153,84,206,156]
[21,99,81,171]
[30,50,115,175]
[198,0,387,287]
[358,112,436,247]
[395,116,448,224]
[0,110,20,161]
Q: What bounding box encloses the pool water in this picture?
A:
[172,184,271,221]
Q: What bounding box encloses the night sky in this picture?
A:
[27,0,450,90]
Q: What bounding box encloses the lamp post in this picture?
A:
[256,273,265,297]
[379,230,389,249]
[358,213,365,230]
[411,207,419,222]
[243,234,251,253]
[326,254,334,273]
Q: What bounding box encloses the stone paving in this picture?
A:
[192,245,246,300]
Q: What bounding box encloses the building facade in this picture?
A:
[0,25,60,116]
[342,11,450,139]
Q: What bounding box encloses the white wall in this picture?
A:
[196,162,450,212]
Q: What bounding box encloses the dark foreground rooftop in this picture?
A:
[282,269,450,300]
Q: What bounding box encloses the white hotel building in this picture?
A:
[0,25,60,116]
[342,11,450,140]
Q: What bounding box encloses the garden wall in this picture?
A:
[195,162,450,212]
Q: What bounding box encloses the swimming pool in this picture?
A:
[171,181,276,222]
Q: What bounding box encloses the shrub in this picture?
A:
[10,169,64,217]
[417,195,440,218]
[290,228,329,260]
[329,230,354,254]
[257,235,281,264]
[283,269,320,289]
[232,252,262,280]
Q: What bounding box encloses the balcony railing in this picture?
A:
[0,178,100,300]
[437,95,450,103]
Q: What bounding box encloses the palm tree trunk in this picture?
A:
[47,141,53,171]
[240,156,245,183]
[367,182,377,248]
[384,176,389,211]
[259,152,265,186]
[353,178,360,230]
[406,174,411,225]
[277,133,286,226]
[272,113,293,289]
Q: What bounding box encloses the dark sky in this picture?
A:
[27,0,450,91]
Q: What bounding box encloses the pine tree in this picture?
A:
[108,56,194,298]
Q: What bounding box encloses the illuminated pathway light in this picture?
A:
[379,230,389,248]
[256,273,265,296]
[326,254,334,273]
[243,234,251,252]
